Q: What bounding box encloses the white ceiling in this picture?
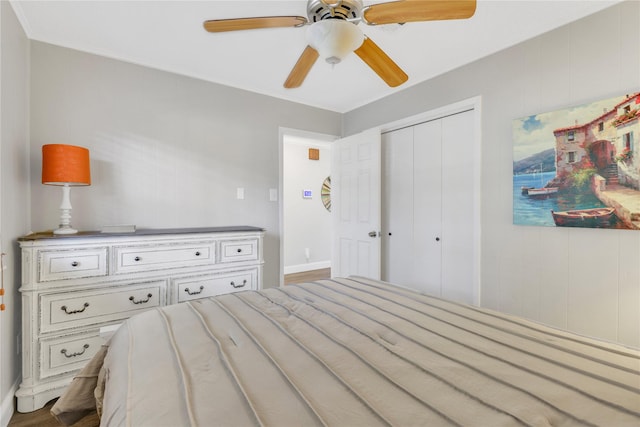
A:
[10,0,624,113]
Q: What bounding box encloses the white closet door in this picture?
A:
[441,110,475,304]
[382,127,414,286]
[382,109,476,303]
[413,120,443,296]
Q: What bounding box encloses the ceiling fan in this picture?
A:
[203,0,476,89]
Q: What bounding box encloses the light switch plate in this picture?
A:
[237,187,244,200]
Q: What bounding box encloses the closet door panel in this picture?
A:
[381,127,414,286]
[441,110,475,304]
[413,120,443,296]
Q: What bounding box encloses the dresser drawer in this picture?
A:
[40,282,164,333]
[219,239,259,263]
[38,247,108,282]
[41,331,105,379]
[175,269,257,303]
[113,243,215,274]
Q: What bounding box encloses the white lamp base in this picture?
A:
[53,225,78,235]
[53,184,78,234]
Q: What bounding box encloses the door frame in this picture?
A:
[379,96,482,305]
[278,127,338,287]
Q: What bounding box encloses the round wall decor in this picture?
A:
[321,176,331,212]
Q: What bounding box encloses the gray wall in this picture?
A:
[344,1,640,347]
[0,1,30,421]
[2,2,639,420]
[283,138,332,272]
[29,41,342,289]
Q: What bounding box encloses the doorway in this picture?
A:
[279,128,337,286]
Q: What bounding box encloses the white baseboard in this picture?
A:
[0,380,18,427]
[284,261,331,275]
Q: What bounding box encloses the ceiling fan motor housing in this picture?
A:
[307,0,363,23]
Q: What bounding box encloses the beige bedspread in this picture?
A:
[54,277,640,426]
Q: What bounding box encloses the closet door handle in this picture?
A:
[368,231,379,238]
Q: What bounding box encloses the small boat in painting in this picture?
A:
[551,207,616,227]
[523,187,559,197]
[521,163,558,197]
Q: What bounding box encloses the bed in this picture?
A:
[52,276,640,426]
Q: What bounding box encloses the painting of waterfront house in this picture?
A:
[513,93,640,230]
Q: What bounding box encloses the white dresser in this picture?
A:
[16,226,264,412]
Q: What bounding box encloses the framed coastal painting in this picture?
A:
[513,92,639,230]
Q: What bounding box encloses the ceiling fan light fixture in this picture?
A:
[306,19,364,65]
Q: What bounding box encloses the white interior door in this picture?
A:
[331,128,381,279]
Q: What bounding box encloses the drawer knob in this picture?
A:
[71,261,79,267]
[230,279,247,289]
[134,256,142,262]
[237,248,242,253]
[184,285,204,296]
[61,344,90,358]
[129,293,153,305]
[195,251,201,256]
[61,302,90,315]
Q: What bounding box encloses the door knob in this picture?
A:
[368,231,379,238]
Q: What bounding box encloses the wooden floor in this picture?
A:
[284,267,331,285]
[8,398,99,427]
[8,268,330,426]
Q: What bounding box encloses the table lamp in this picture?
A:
[42,144,91,234]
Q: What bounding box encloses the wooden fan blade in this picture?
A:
[354,37,408,87]
[363,0,476,25]
[203,16,307,33]
[284,46,320,89]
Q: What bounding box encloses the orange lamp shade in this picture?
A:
[42,144,91,186]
